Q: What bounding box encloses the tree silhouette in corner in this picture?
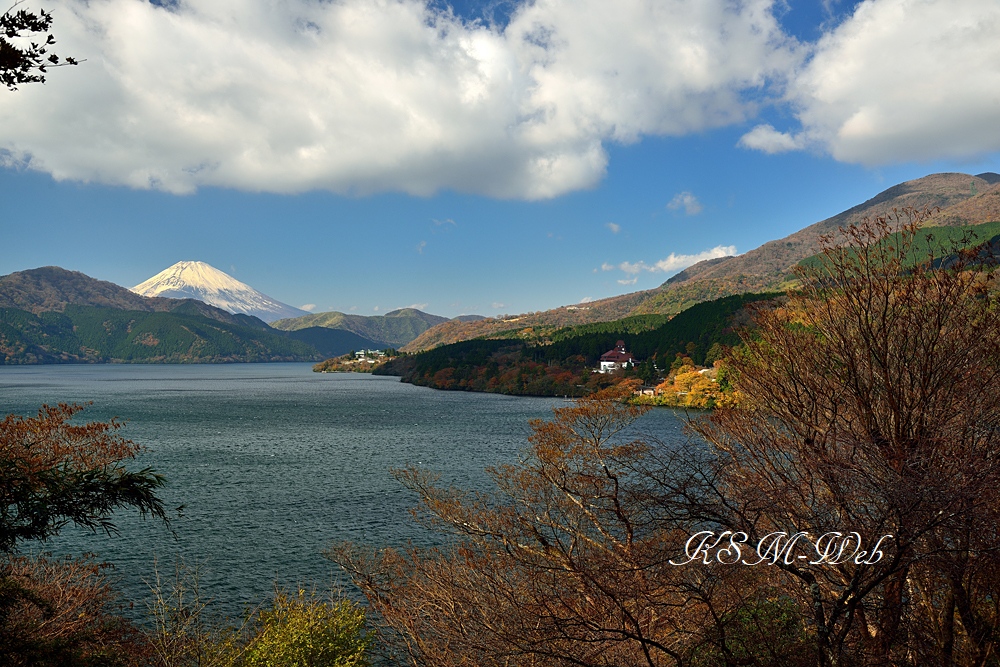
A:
[1,0,79,90]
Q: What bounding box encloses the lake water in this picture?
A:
[0,363,692,618]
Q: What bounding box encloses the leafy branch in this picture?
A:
[1,0,81,90]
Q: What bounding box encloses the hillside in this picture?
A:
[796,222,1000,273]
[0,266,372,363]
[379,292,777,396]
[656,172,1000,293]
[272,308,451,348]
[401,289,655,352]
[0,266,267,328]
[0,305,320,364]
[403,171,1000,351]
[925,181,1000,228]
[281,327,383,358]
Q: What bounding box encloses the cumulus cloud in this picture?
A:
[606,222,621,233]
[742,0,1000,164]
[0,0,795,198]
[404,302,430,310]
[299,303,317,311]
[579,296,593,303]
[738,124,805,153]
[604,244,736,278]
[491,302,506,309]
[666,191,703,215]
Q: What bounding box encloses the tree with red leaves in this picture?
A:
[1,403,167,666]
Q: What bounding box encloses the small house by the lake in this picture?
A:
[598,340,636,373]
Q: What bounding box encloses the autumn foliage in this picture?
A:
[334,210,1000,667]
[692,210,1000,665]
[0,403,168,665]
[332,382,810,666]
[0,403,167,553]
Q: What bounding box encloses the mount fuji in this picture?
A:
[131,261,307,323]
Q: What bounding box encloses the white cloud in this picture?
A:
[618,261,647,275]
[299,303,317,311]
[491,302,506,309]
[651,245,736,272]
[416,240,427,253]
[373,305,380,312]
[579,296,593,303]
[404,302,430,310]
[743,0,1000,164]
[667,191,703,215]
[606,222,621,234]
[606,244,737,279]
[738,124,805,153]
[433,218,456,226]
[0,0,796,198]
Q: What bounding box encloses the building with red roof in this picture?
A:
[598,340,636,373]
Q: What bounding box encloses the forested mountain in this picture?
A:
[0,267,375,363]
[0,305,320,364]
[404,172,1000,352]
[377,292,777,396]
[272,308,451,347]
[0,267,268,328]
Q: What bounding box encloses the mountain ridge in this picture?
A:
[273,308,453,348]
[0,266,269,328]
[403,171,1000,352]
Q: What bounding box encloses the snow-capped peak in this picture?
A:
[131,261,306,323]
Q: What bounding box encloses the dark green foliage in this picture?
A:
[796,221,1000,274]
[377,292,778,396]
[690,596,814,667]
[284,326,383,358]
[272,308,448,348]
[0,305,322,364]
[544,292,777,366]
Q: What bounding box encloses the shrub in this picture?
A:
[241,589,372,667]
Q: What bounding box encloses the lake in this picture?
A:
[0,363,693,618]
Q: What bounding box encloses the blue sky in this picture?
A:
[2,0,999,318]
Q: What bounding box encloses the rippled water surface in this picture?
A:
[0,363,691,616]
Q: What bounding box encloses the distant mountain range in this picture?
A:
[0,266,473,364]
[0,266,268,328]
[132,261,306,323]
[403,171,1000,351]
[6,170,998,364]
[272,309,459,348]
[0,267,317,363]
